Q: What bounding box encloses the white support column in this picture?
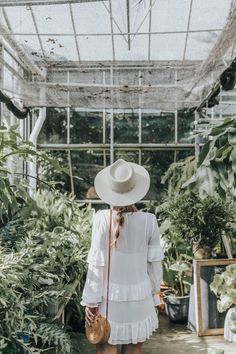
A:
[194,110,200,160]
[103,70,106,166]
[110,65,114,164]
[28,107,46,196]
[138,70,142,165]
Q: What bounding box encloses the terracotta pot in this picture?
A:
[192,243,211,259]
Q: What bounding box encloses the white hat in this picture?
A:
[94,159,150,206]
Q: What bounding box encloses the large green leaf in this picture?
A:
[197,140,211,167]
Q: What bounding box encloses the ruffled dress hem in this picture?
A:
[107,312,158,345]
[103,277,152,302]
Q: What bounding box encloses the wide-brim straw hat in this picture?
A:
[94,159,150,206]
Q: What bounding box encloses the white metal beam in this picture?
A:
[0,29,223,37]
[38,143,195,149]
[102,1,128,44]
[0,21,46,79]
[2,7,12,32]
[0,0,102,6]
[29,107,46,196]
[131,0,157,43]
[148,0,152,60]
[126,0,130,50]
[108,0,115,61]
[182,0,193,62]
[29,6,46,61]
[69,3,81,61]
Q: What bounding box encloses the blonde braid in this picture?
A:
[113,205,137,247]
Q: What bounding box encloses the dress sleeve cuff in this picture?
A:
[87,248,106,266]
[152,294,161,306]
[80,300,99,307]
[147,245,164,262]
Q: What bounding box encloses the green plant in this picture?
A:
[0,125,68,225]
[210,264,236,312]
[0,191,93,353]
[0,128,91,352]
[144,203,192,296]
[183,117,236,200]
[160,226,192,296]
[0,124,91,353]
[161,193,233,250]
[161,155,196,198]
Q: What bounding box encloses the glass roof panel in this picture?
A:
[4,6,36,34]
[190,0,232,30]
[72,2,111,34]
[79,35,112,61]
[111,0,127,34]
[151,0,190,32]
[0,0,233,64]
[114,34,148,61]
[151,33,186,61]
[40,35,78,61]
[185,31,219,60]
[129,0,150,33]
[33,4,73,34]
[14,35,42,59]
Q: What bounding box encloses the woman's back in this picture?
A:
[103,209,153,251]
[81,159,164,349]
[88,210,163,301]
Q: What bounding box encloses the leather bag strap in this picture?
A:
[105,208,112,321]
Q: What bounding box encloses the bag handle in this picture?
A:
[105,208,112,322]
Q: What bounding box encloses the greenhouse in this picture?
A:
[0,0,236,353]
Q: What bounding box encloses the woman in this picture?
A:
[81,159,164,354]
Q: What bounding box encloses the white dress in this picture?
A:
[81,210,164,345]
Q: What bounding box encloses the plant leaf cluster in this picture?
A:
[183,117,236,200]
[0,190,93,353]
[160,192,233,249]
[210,264,236,312]
[0,125,93,353]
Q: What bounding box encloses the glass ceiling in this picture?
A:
[0,0,233,63]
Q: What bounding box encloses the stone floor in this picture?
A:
[73,315,236,354]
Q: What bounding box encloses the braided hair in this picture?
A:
[113,205,137,247]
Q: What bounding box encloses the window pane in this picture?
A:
[114,150,139,163]
[113,111,139,143]
[38,108,67,144]
[177,111,194,143]
[142,151,175,200]
[71,150,106,199]
[142,113,175,143]
[176,149,195,161]
[70,110,103,144]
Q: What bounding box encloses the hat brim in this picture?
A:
[94,162,150,206]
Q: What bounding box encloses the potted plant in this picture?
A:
[162,193,232,259]
[159,222,192,323]
[210,264,236,343]
[163,260,192,323]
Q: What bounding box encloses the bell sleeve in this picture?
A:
[80,211,107,307]
[147,215,164,306]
